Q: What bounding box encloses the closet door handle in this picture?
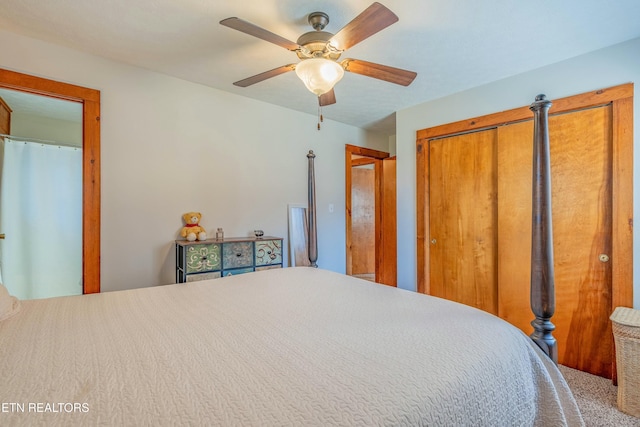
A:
[0,233,5,239]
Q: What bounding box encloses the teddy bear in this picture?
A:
[181,212,207,241]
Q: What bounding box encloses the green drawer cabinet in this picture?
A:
[176,236,283,283]
[185,243,221,274]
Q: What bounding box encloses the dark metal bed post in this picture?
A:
[307,150,318,267]
[529,94,557,363]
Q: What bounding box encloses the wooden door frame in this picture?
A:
[416,83,633,313]
[345,144,389,282]
[0,68,101,294]
[380,156,397,286]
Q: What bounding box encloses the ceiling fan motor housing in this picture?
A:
[308,11,329,30]
[296,31,341,60]
[296,11,342,61]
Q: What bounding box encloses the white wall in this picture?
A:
[388,135,397,157]
[397,37,640,309]
[11,113,82,147]
[0,29,389,292]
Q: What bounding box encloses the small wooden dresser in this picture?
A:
[175,236,283,283]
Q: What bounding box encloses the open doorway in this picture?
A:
[0,88,82,299]
[0,68,101,294]
[345,144,396,286]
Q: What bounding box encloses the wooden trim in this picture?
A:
[611,95,634,385]
[417,83,634,140]
[416,140,429,294]
[0,95,11,135]
[612,95,634,309]
[380,157,397,286]
[345,144,391,282]
[0,68,101,294]
[345,144,390,159]
[374,158,383,283]
[0,96,12,113]
[351,157,377,167]
[416,83,633,314]
[0,69,100,103]
[345,146,353,276]
[83,98,101,293]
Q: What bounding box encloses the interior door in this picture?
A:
[350,162,376,281]
[428,105,615,377]
[498,105,613,378]
[429,130,498,314]
[345,145,397,286]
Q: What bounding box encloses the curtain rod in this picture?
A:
[0,133,81,149]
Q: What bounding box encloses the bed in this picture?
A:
[0,267,581,426]
[0,95,584,426]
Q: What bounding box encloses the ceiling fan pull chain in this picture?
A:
[317,103,322,130]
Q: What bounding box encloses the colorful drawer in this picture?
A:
[176,236,283,283]
[222,241,253,269]
[255,239,283,266]
[185,243,221,273]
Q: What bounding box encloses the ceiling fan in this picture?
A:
[220,2,417,107]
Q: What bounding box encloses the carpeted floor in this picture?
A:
[559,365,640,426]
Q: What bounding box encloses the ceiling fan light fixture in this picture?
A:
[295,58,344,96]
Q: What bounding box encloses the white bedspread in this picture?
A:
[0,267,583,426]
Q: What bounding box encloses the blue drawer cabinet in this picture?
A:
[222,267,255,277]
[222,241,254,270]
[176,236,283,283]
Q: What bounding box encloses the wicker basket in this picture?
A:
[610,307,640,417]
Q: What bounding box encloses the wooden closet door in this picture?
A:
[429,130,498,315]
[419,85,632,379]
[498,105,613,378]
[351,166,376,278]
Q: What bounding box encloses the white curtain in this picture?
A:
[0,138,82,299]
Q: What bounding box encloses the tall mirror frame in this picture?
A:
[0,68,101,293]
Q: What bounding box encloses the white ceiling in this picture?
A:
[1,0,639,135]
